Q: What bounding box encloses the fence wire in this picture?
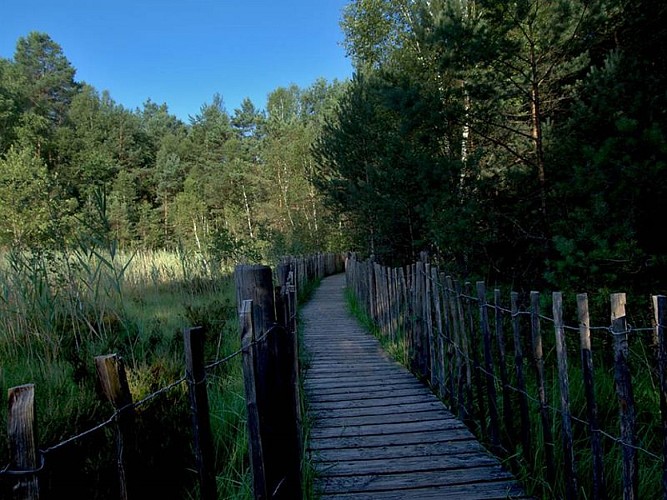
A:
[0,321,283,478]
[347,259,666,468]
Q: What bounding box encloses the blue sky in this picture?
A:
[1,0,354,121]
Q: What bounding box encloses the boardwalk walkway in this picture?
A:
[302,273,527,499]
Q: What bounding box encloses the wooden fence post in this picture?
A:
[530,291,556,488]
[95,354,134,500]
[431,267,444,397]
[511,292,532,465]
[494,289,513,446]
[477,282,501,453]
[183,327,217,500]
[654,295,667,500]
[577,293,606,500]
[7,384,40,500]
[610,293,638,500]
[235,264,302,500]
[240,300,267,499]
[552,292,578,500]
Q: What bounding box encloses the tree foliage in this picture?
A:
[315,0,667,292]
[0,31,346,262]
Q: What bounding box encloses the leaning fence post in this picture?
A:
[7,384,40,500]
[611,293,638,500]
[578,293,606,500]
[183,327,217,500]
[553,292,578,500]
[95,354,134,500]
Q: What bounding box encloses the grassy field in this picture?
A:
[0,245,251,499]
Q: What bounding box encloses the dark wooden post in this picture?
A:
[531,291,556,487]
[654,295,667,500]
[183,327,217,500]
[477,282,501,453]
[95,354,134,500]
[511,292,532,465]
[431,267,444,396]
[240,300,267,499]
[7,384,40,500]
[494,289,513,446]
[235,264,302,500]
[552,292,578,500]
[445,277,460,413]
[577,293,606,500]
[610,293,638,500]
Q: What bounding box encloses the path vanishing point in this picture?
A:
[302,273,529,500]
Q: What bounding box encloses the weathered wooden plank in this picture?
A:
[309,387,432,403]
[308,394,438,411]
[319,466,515,493]
[317,453,499,476]
[319,481,528,500]
[308,428,477,450]
[311,440,487,462]
[310,400,446,419]
[310,418,465,439]
[313,409,454,428]
[309,379,422,396]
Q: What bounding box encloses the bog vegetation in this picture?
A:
[1,0,666,498]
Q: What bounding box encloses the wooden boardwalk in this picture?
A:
[302,273,527,499]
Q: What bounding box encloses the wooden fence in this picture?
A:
[2,252,344,500]
[346,253,667,500]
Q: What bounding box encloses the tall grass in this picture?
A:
[0,241,250,499]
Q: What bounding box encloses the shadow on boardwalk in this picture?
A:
[302,273,528,500]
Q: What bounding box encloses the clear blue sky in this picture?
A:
[1,0,354,121]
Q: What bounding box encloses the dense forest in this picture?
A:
[0,32,347,263]
[315,0,667,293]
[1,0,666,294]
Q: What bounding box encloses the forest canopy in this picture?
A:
[0,31,347,261]
[314,0,667,293]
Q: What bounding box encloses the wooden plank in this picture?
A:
[310,401,446,420]
[309,418,465,440]
[308,394,438,411]
[319,481,528,500]
[312,410,454,428]
[308,428,477,450]
[319,466,515,493]
[311,441,487,462]
[317,453,499,476]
